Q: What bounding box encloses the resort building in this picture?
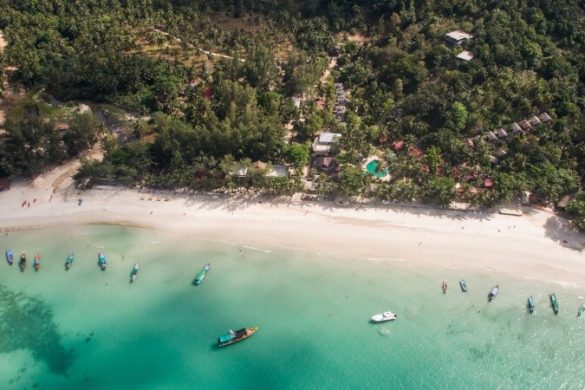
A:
[496,128,507,138]
[444,30,474,45]
[313,132,341,156]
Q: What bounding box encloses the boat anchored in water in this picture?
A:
[459,279,468,292]
[193,263,211,285]
[528,296,535,314]
[65,253,74,270]
[578,304,585,317]
[5,249,13,265]
[218,327,258,347]
[550,293,559,315]
[371,311,397,323]
[488,285,499,302]
[442,279,448,294]
[130,262,139,283]
[19,252,26,272]
[33,253,41,271]
[98,252,107,271]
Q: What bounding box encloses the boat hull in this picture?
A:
[371,313,397,322]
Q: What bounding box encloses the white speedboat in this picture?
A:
[371,311,397,322]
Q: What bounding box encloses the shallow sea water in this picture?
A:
[0,225,584,389]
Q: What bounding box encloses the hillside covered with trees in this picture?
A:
[2,0,585,224]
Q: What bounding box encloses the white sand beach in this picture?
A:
[1,159,585,286]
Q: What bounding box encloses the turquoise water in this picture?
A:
[366,159,389,178]
[0,225,584,389]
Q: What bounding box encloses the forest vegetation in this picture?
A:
[2,0,585,226]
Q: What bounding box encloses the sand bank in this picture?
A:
[1,161,585,286]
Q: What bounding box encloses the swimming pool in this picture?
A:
[365,159,389,178]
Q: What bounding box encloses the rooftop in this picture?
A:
[456,50,474,61]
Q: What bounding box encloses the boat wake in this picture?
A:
[241,245,271,254]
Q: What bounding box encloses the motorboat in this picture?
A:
[218,327,258,347]
[371,311,397,323]
[459,279,468,292]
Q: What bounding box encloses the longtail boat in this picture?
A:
[578,305,585,317]
[550,293,559,315]
[65,253,74,270]
[528,296,535,314]
[33,253,41,271]
[130,262,139,283]
[19,252,26,272]
[98,252,107,271]
[488,285,499,302]
[217,327,258,347]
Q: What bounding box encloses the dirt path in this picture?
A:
[0,30,6,127]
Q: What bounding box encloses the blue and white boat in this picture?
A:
[98,252,107,271]
[5,249,13,265]
[193,263,211,286]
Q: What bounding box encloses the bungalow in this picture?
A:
[312,156,338,175]
[488,155,499,164]
[444,30,474,45]
[313,132,341,155]
[495,149,507,158]
[456,50,474,61]
[518,119,532,131]
[511,122,522,134]
[528,115,542,127]
[465,138,475,148]
[557,195,573,210]
[538,112,552,123]
[486,131,498,142]
[496,128,507,138]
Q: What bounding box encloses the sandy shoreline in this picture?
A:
[1,161,585,287]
